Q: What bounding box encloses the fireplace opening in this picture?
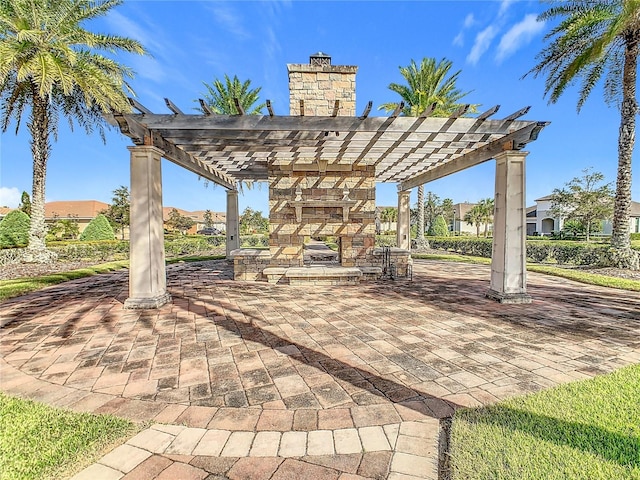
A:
[304,237,340,265]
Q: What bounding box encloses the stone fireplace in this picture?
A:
[231,53,410,283]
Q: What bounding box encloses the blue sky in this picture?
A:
[1,0,636,215]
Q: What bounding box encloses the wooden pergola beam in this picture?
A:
[164,98,184,115]
[399,121,549,191]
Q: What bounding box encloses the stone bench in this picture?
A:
[262,267,288,284]
[285,266,362,286]
[359,266,383,281]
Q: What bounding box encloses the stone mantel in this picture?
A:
[287,200,357,222]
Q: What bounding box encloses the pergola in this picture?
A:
[110,99,548,308]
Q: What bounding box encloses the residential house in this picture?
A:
[45,200,110,235]
[162,207,226,234]
[375,206,398,234]
[0,206,13,221]
[526,196,640,235]
[451,202,478,235]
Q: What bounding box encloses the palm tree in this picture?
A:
[0,0,145,262]
[380,207,398,233]
[379,57,477,245]
[477,198,495,237]
[197,74,265,115]
[464,205,484,238]
[527,1,639,268]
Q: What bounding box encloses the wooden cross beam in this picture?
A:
[233,98,245,115]
[198,99,214,115]
[164,98,183,115]
[128,97,152,114]
[477,105,500,120]
[360,101,373,119]
[391,101,405,118]
[503,106,531,121]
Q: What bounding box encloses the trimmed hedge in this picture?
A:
[240,234,268,248]
[375,235,397,247]
[0,210,30,248]
[79,214,115,241]
[426,236,640,266]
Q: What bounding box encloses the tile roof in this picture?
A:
[45,200,109,219]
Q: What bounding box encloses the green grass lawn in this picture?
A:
[0,393,138,480]
[413,253,640,292]
[449,364,640,480]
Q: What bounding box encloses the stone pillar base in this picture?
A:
[124,293,172,309]
[485,289,531,304]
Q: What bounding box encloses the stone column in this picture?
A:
[487,150,531,303]
[226,189,240,257]
[397,190,411,250]
[125,146,171,309]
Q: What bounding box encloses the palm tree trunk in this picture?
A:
[417,185,424,239]
[25,90,56,263]
[611,35,637,252]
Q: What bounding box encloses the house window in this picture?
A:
[635,217,640,233]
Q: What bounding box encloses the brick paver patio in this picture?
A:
[1,259,638,479]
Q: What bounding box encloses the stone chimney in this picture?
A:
[287,52,357,116]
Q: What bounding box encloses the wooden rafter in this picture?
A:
[110,107,548,188]
[164,98,183,115]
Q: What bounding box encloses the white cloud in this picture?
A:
[453,31,464,47]
[499,0,515,17]
[467,25,498,65]
[208,4,250,40]
[0,187,21,208]
[496,14,546,62]
[464,13,476,28]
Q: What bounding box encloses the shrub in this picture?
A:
[527,242,553,263]
[79,214,115,241]
[52,241,129,261]
[428,237,493,257]
[0,210,30,248]
[240,234,268,248]
[375,235,397,247]
[428,215,449,237]
[631,233,640,241]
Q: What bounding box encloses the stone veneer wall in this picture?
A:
[263,57,376,271]
[287,63,357,116]
[268,163,377,268]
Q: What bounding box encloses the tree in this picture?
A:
[102,186,130,240]
[380,207,398,233]
[0,0,146,263]
[440,198,455,231]
[166,208,195,235]
[424,191,441,235]
[464,205,484,238]
[79,214,115,241]
[416,186,424,241]
[430,215,449,237]
[47,215,79,240]
[105,186,130,238]
[203,209,214,228]
[197,74,265,115]
[18,191,31,217]
[379,57,477,245]
[239,207,268,234]
[0,209,30,247]
[527,1,639,267]
[550,169,614,242]
[477,198,495,237]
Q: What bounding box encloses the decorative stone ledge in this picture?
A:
[486,289,532,304]
[286,266,362,286]
[287,200,357,222]
[124,293,172,309]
